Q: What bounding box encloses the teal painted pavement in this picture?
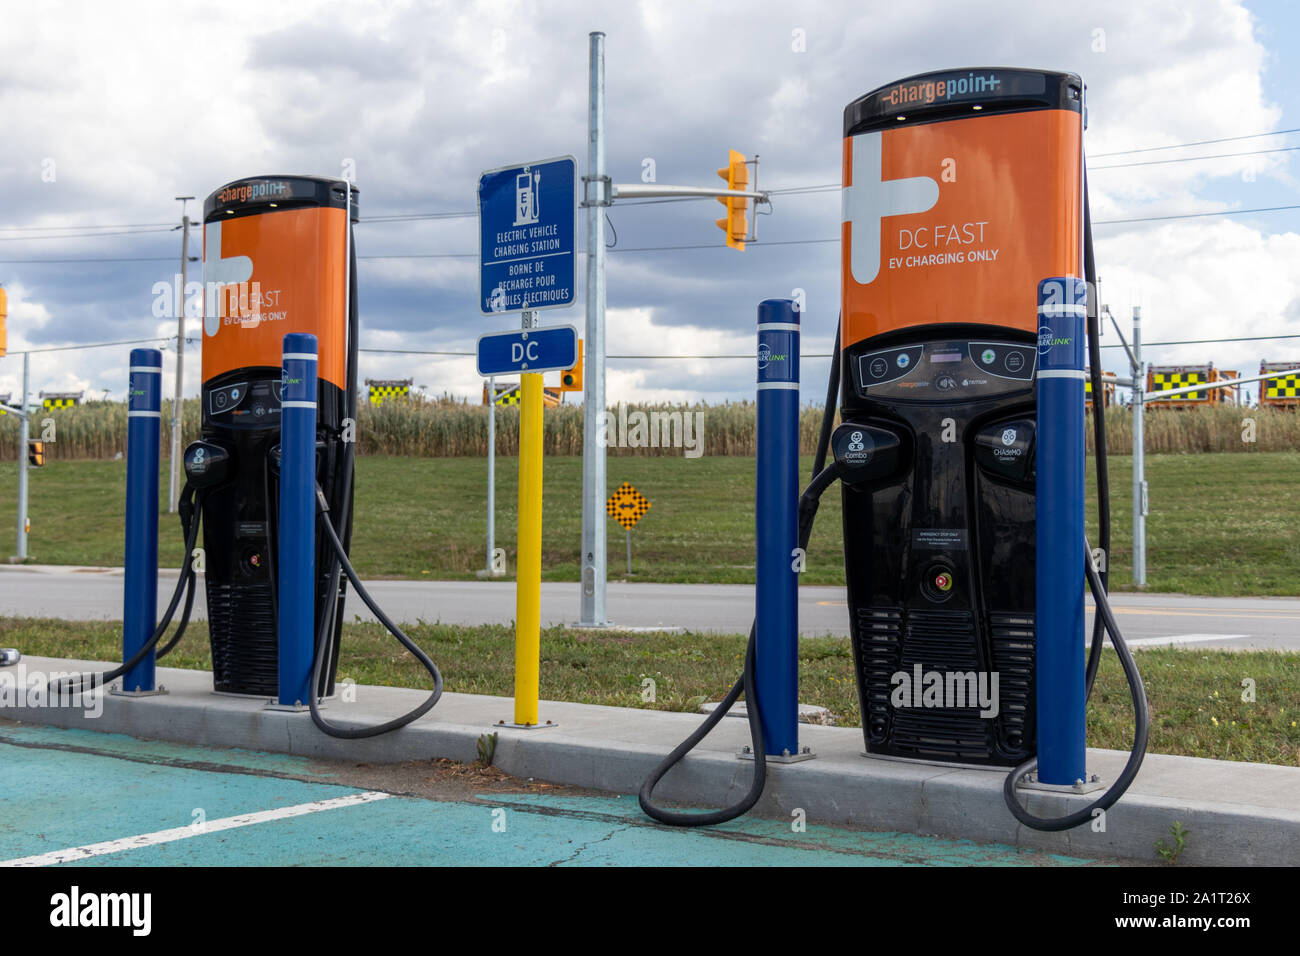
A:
[0,725,1106,866]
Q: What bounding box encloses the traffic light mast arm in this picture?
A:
[0,401,28,420]
[610,184,769,201]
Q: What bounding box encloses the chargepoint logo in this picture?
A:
[843,131,940,285]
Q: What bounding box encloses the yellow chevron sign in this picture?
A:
[606,481,651,530]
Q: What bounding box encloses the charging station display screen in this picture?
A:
[201,204,349,390]
[841,103,1081,347]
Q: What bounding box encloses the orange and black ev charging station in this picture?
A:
[188,176,358,698]
[836,70,1083,766]
[643,68,1147,832]
[58,173,450,737]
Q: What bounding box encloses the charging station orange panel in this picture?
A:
[201,204,349,390]
[841,106,1081,348]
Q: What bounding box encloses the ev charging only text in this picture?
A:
[888,221,1000,270]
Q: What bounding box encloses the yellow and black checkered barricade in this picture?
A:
[483,383,563,408]
[1260,362,1300,408]
[606,481,651,530]
[1147,367,1210,408]
[367,379,413,406]
[40,391,82,410]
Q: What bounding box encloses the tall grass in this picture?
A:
[3,397,1297,459]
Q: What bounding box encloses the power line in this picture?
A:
[1089,145,1300,171]
[1095,203,1300,225]
[0,221,174,233]
[6,336,181,355]
[0,226,177,242]
[5,196,1300,268]
[4,143,1298,248]
[0,255,176,264]
[1091,127,1300,159]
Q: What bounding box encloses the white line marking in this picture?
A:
[1113,633,1250,648]
[0,791,391,867]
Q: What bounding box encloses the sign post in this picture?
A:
[478,156,576,728]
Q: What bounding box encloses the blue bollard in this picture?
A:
[1035,277,1088,785]
[755,298,801,757]
[277,333,318,708]
[122,348,163,693]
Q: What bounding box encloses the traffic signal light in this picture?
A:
[560,339,584,392]
[715,149,749,250]
[0,285,7,358]
[28,440,45,467]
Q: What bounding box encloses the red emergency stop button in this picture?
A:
[934,571,952,592]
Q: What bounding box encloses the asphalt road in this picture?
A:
[2,565,1297,651]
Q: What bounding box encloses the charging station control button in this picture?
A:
[970,343,1034,381]
[921,563,958,602]
[208,382,248,417]
[859,346,923,389]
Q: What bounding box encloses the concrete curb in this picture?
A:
[4,656,1298,865]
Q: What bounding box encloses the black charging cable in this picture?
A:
[54,488,203,693]
[1000,539,1149,831]
[304,484,444,738]
[300,235,445,738]
[639,464,842,826]
[639,315,843,827]
[1001,172,1150,829]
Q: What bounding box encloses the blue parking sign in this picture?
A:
[478,156,577,315]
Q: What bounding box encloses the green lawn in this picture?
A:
[1,452,1298,595]
[4,616,1297,767]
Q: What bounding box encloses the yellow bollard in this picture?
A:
[513,371,543,725]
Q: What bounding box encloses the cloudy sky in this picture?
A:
[2,0,1298,406]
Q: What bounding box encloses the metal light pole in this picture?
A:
[16,351,30,561]
[487,375,496,574]
[1131,306,1147,588]
[579,30,610,626]
[169,196,195,514]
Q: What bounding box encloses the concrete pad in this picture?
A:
[3,655,1298,865]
